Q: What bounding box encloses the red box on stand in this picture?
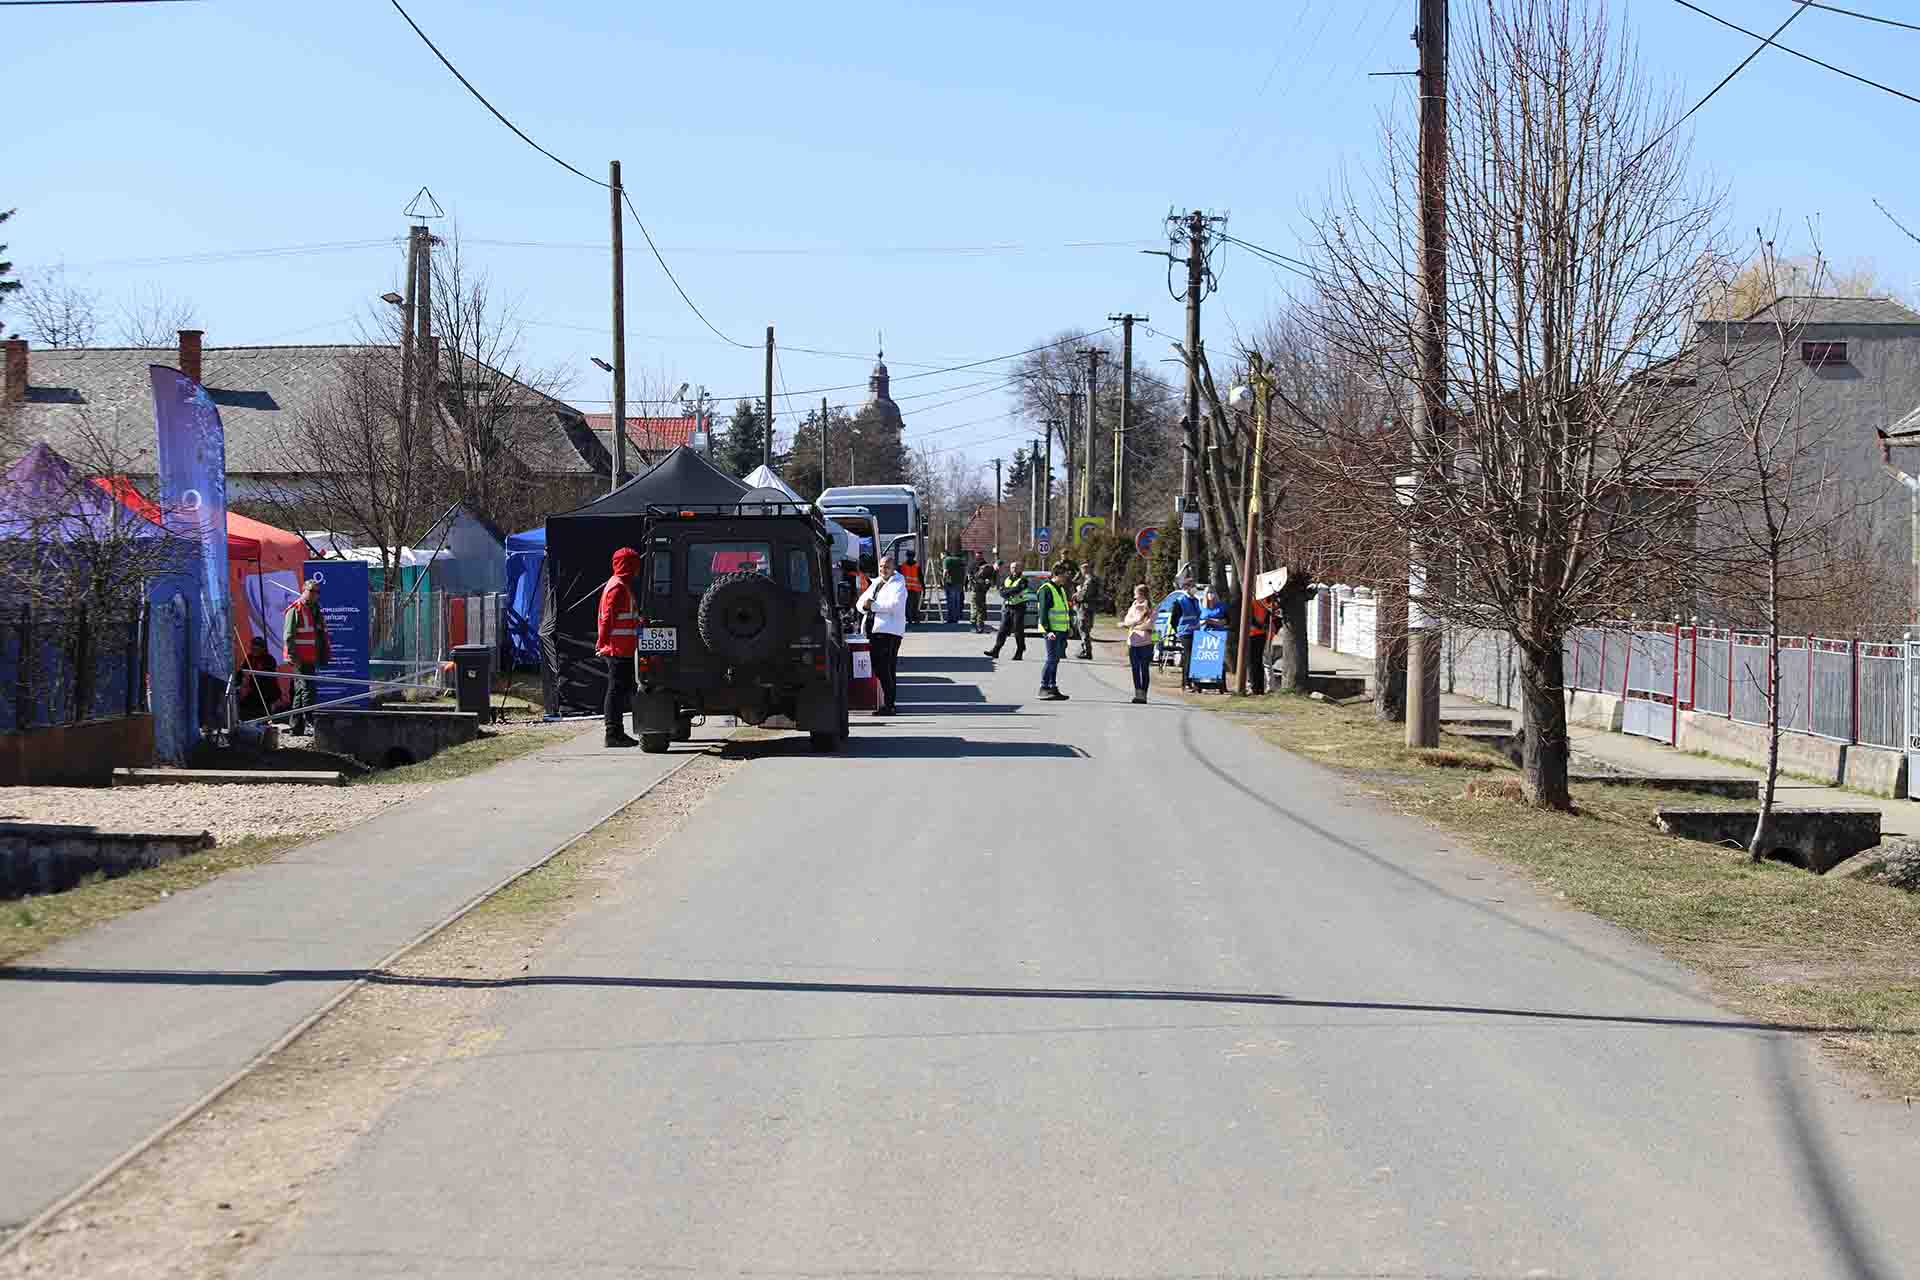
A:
[847,636,882,710]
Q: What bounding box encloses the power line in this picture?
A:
[1801,0,1920,34]
[388,0,751,349]
[1669,1,1920,110]
[387,0,607,188]
[0,0,197,5]
[619,188,752,349]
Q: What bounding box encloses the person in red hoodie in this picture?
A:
[596,547,644,748]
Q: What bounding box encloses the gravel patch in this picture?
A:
[0,781,430,844]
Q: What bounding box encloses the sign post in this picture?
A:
[305,560,371,708]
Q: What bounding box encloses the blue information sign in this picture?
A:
[1188,627,1228,686]
[304,559,371,708]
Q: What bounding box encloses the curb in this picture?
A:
[0,748,703,1258]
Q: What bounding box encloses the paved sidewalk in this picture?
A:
[1310,643,1916,835]
[0,724,692,1233]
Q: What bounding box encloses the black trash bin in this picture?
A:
[451,643,494,723]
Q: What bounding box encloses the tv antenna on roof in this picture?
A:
[404,187,445,224]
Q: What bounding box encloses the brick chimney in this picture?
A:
[178,329,203,384]
[3,337,26,404]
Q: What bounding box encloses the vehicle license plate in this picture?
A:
[637,627,677,653]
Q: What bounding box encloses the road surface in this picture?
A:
[247,629,1917,1277]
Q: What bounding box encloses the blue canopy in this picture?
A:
[504,525,546,666]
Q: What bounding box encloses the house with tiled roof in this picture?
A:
[0,330,615,523]
[580,413,710,474]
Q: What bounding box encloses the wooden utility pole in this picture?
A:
[1029,439,1040,553]
[398,225,421,447]
[1107,313,1145,528]
[1181,210,1207,573]
[1061,390,1081,535]
[763,326,775,466]
[415,219,435,465]
[608,161,627,493]
[993,457,1003,555]
[1080,347,1102,523]
[1406,0,1448,749]
[819,396,829,498]
[1042,417,1058,555]
[1235,354,1274,697]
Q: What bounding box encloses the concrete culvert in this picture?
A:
[1765,847,1808,870]
[382,747,417,769]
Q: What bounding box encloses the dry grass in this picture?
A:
[358,723,575,786]
[3,835,300,966]
[1209,692,1920,1098]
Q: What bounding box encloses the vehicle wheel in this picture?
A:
[810,730,841,753]
[639,732,671,754]
[697,571,788,665]
[673,716,693,742]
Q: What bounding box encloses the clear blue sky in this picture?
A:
[5,0,1918,481]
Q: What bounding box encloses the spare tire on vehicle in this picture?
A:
[697,570,788,665]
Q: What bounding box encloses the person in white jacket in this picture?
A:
[856,556,909,715]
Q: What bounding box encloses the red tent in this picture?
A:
[93,478,311,655]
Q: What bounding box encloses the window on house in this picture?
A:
[1802,341,1848,366]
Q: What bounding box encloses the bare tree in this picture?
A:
[1295,0,1733,808]
[17,266,99,348]
[428,232,574,533]
[1697,247,1868,861]
[114,283,198,347]
[262,306,439,582]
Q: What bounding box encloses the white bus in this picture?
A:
[817,484,928,621]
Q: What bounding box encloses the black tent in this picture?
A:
[540,447,749,714]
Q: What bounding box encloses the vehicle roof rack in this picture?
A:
[642,501,819,520]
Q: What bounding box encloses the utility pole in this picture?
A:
[763,326,775,466]
[1107,313,1145,529]
[993,457,1003,555]
[609,160,627,493]
[1042,417,1058,554]
[1079,347,1102,524]
[1029,439,1040,554]
[1060,391,1081,535]
[820,396,829,499]
[415,218,435,480]
[1406,0,1449,749]
[1235,354,1274,697]
[1169,210,1224,573]
[398,224,421,450]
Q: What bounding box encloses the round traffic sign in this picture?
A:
[1135,526,1158,556]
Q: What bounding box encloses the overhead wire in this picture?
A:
[1669,0,1920,107]
[1801,0,1920,32]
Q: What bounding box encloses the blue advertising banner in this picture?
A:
[149,365,231,686]
[305,559,371,708]
[1188,627,1228,685]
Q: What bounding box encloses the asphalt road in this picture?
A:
[254,629,1919,1279]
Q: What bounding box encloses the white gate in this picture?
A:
[1623,624,1679,744]
[1906,634,1920,785]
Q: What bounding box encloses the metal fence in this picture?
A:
[368,591,505,697]
[1566,624,1904,751]
[1303,585,1913,756]
[0,604,148,732]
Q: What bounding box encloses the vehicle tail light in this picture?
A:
[812,654,828,673]
[636,655,657,675]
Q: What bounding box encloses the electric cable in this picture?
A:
[1802,1,1920,32]
[1670,0,1920,106]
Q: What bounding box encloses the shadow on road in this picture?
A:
[722,735,1085,760]
[897,656,993,673]
[0,966,1892,1038]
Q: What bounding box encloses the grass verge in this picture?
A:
[3,835,300,966]
[359,723,576,786]
[1207,690,1920,1098]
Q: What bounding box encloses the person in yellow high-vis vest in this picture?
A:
[1036,561,1075,701]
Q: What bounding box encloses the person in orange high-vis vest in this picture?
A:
[597,547,644,748]
[900,553,922,627]
[281,578,332,736]
[1245,593,1271,696]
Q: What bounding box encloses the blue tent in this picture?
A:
[504,525,545,667]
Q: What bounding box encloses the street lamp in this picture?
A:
[590,356,613,373]
[380,292,405,306]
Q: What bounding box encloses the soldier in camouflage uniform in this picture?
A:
[1073,561,1103,659]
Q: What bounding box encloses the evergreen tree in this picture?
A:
[0,209,20,323]
[715,398,764,479]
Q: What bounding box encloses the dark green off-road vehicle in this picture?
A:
[628,502,853,753]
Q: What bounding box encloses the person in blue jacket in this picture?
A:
[1167,577,1201,690]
